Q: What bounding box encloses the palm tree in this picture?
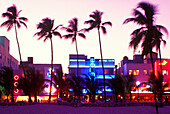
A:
[28,67,45,103]
[0,67,14,103]
[107,76,125,102]
[148,73,169,102]
[53,69,68,99]
[62,18,86,77]
[83,74,100,103]
[85,10,112,102]
[34,17,62,103]
[18,68,33,102]
[18,66,45,103]
[152,28,168,106]
[123,2,168,112]
[1,4,28,78]
[124,75,136,102]
[66,75,84,102]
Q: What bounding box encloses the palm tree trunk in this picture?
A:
[11,90,14,102]
[75,39,79,77]
[97,28,106,103]
[49,38,53,103]
[159,47,163,107]
[28,94,32,102]
[6,95,8,104]
[34,93,37,103]
[14,24,26,77]
[60,88,62,98]
[150,51,158,113]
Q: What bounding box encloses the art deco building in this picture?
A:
[0,36,18,69]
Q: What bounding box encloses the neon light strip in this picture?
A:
[99,60,115,62]
[131,91,153,93]
[69,65,115,68]
[97,75,115,79]
[70,59,85,61]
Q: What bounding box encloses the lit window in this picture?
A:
[104,69,108,74]
[143,70,147,75]
[133,70,139,75]
[129,70,132,75]
[163,70,168,76]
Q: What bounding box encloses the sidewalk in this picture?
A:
[0,104,170,114]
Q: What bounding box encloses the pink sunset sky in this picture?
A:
[0,0,170,73]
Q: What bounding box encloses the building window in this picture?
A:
[163,70,168,76]
[133,70,139,75]
[104,69,108,74]
[129,70,139,75]
[143,70,147,75]
[129,70,132,75]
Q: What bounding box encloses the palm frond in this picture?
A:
[1,20,12,27]
[20,21,27,28]
[101,26,106,34]
[66,28,74,33]
[2,13,13,19]
[17,10,22,16]
[156,25,169,37]
[7,24,13,31]
[62,34,74,39]
[16,21,21,28]
[102,21,112,26]
[44,34,51,42]
[53,31,62,38]
[123,18,136,24]
[78,33,86,38]
[53,24,62,31]
[84,20,94,24]
[132,9,147,25]
[130,30,146,51]
[19,17,28,22]
[7,5,17,17]
[137,2,158,19]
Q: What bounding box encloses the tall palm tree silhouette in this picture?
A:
[1,4,28,77]
[62,18,86,77]
[0,67,14,103]
[152,27,168,107]
[123,2,168,113]
[85,10,112,103]
[34,18,62,103]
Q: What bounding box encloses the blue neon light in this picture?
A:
[47,68,56,78]
[89,72,95,76]
[103,88,112,92]
[83,89,87,93]
[97,75,115,79]
[69,89,73,91]
[99,60,115,62]
[70,59,85,62]
[69,65,115,68]
[98,89,102,93]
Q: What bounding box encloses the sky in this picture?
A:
[0,0,170,73]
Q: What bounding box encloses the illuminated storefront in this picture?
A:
[68,54,115,96]
[13,57,63,102]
